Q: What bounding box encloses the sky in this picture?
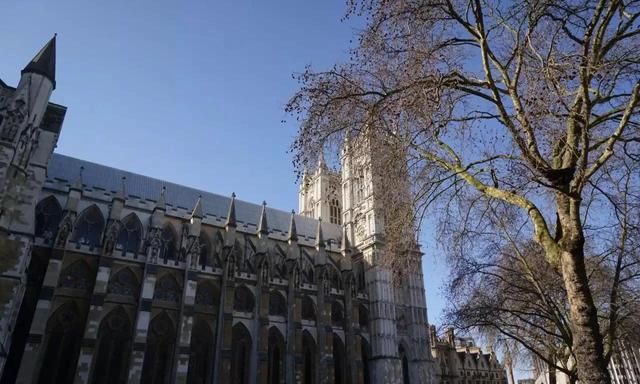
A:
[1,0,451,335]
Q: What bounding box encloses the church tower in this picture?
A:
[0,36,66,375]
[340,132,435,384]
[298,154,343,225]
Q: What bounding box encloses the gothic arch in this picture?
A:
[271,245,287,279]
[116,213,143,255]
[333,333,346,384]
[141,311,176,384]
[231,323,252,384]
[72,205,105,248]
[92,307,132,384]
[107,267,139,298]
[301,296,316,322]
[399,344,410,384]
[194,280,220,307]
[198,232,212,269]
[268,291,286,317]
[300,252,315,285]
[38,302,84,384]
[360,336,372,384]
[160,224,178,262]
[267,327,285,384]
[58,259,94,292]
[187,319,215,384]
[154,274,181,303]
[233,285,255,313]
[35,195,62,240]
[331,300,345,328]
[359,304,369,331]
[302,330,316,384]
[328,263,341,291]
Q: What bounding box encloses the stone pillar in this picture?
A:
[344,273,363,384]
[127,264,158,384]
[256,265,269,384]
[317,267,334,384]
[291,280,304,384]
[174,271,197,384]
[285,267,300,384]
[73,257,114,384]
[215,255,236,384]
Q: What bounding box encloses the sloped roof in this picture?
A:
[22,35,56,88]
[46,153,342,243]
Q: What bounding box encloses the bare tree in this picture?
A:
[286,1,640,383]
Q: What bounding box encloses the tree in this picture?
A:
[286,1,640,383]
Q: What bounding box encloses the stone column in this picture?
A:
[215,255,236,384]
[317,267,334,384]
[344,273,363,384]
[285,267,299,384]
[174,270,197,384]
[255,265,269,384]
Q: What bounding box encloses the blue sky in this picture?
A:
[1,0,451,329]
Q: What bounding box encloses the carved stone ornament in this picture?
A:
[54,212,75,248]
[148,227,162,263]
[102,220,121,256]
[187,236,201,268]
[0,98,27,142]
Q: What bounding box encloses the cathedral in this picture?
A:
[0,37,434,384]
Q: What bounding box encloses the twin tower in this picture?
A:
[0,37,434,384]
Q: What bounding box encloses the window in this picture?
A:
[107,268,139,298]
[359,305,369,330]
[233,286,255,313]
[72,205,105,248]
[231,324,251,384]
[301,296,316,322]
[267,327,285,384]
[160,225,177,262]
[268,291,286,317]
[116,214,142,255]
[187,320,215,384]
[141,312,176,384]
[35,196,62,241]
[331,300,344,328]
[302,331,316,384]
[333,334,346,384]
[329,199,341,225]
[38,303,84,384]
[154,275,181,303]
[195,281,220,307]
[354,169,365,203]
[399,345,410,384]
[92,307,132,384]
[58,260,93,291]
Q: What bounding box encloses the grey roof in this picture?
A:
[22,35,56,89]
[46,153,342,243]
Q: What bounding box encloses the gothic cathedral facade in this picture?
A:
[0,38,435,384]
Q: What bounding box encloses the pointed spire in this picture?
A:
[71,166,84,191]
[258,201,269,235]
[288,210,298,242]
[22,34,56,89]
[317,150,327,170]
[341,226,351,253]
[191,196,203,219]
[115,176,126,201]
[155,186,166,211]
[226,193,237,228]
[315,217,325,248]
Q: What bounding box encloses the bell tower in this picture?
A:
[340,132,435,384]
[298,154,343,224]
[0,36,65,376]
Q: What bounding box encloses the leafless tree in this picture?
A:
[286,1,640,383]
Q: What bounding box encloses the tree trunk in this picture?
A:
[560,245,611,384]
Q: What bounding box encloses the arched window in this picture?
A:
[38,303,84,384]
[399,345,410,384]
[329,199,341,225]
[233,286,255,313]
[231,323,252,384]
[330,266,341,291]
[154,274,181,303]
[187,320,215,384]
[58,260,93,291]
[268,291,286,317]
[116,213,142,255]
[160,225,177,262]
[331,300,344,328]
[72,205,105,248]
[92,307,132,384]
[194,281,220,307]
[359,305,369,331]
[355,261,366,292]
[107,268,139,298]
[141,312,176,384]
[301,254,314,285]
[35,196,62,241]
[301,296,316,322]
[302,331,316,384]
[333,334,346,384]
[361,337,371,384]
[268,327,285,384]
[198,233,211,269]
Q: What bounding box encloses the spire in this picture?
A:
[258,201,269,235]
[315,217,325,248]
[341,225,351,253]
[191,196,203,219]
[71,166,84,191]
[317,150,327,170]
[226,193,237,228]
[22,34,56,89]
[288,210,298,242]
[154,186,166,211]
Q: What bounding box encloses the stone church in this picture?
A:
[0,37,434,384]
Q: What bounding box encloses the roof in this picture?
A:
[22,35,56,89]
[46,153,342,243]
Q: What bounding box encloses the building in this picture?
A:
[429,326,508,384]
[0,37,435,384]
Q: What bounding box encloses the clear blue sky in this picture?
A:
[1,0,451,331]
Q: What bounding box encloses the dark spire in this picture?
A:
[288,210,298,242]
[154,186,166,211]
[191,196,203,219]
[22,34,56,89]
[315,218,325,248]
[258,201,269,235]
[226,193,237,228]
[317,150,327,170]
[341,226,351,253]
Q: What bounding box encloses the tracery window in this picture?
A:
[194,281,220,307]
[58,260,93,291]
[302,331,316,384]
[116,213,142,255]
[333,334,346,384]
[267,327,285,384]
[231,324,251,384]
[198,233,211,269]
[233,285,255,313]
[331,300,344,328]
[329,198,341,225]
[187,320,215,384]
[141,312,176,384]
[160,225,177,262]
[38,303,83,384]
[72,205,105,248]
[154,275,181,303]
[35,196,62,241]
[354,168,365,203]
[301,296,316,322]
[107,268,139,298]
[92,307,132,384]
[268,291,286,317]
